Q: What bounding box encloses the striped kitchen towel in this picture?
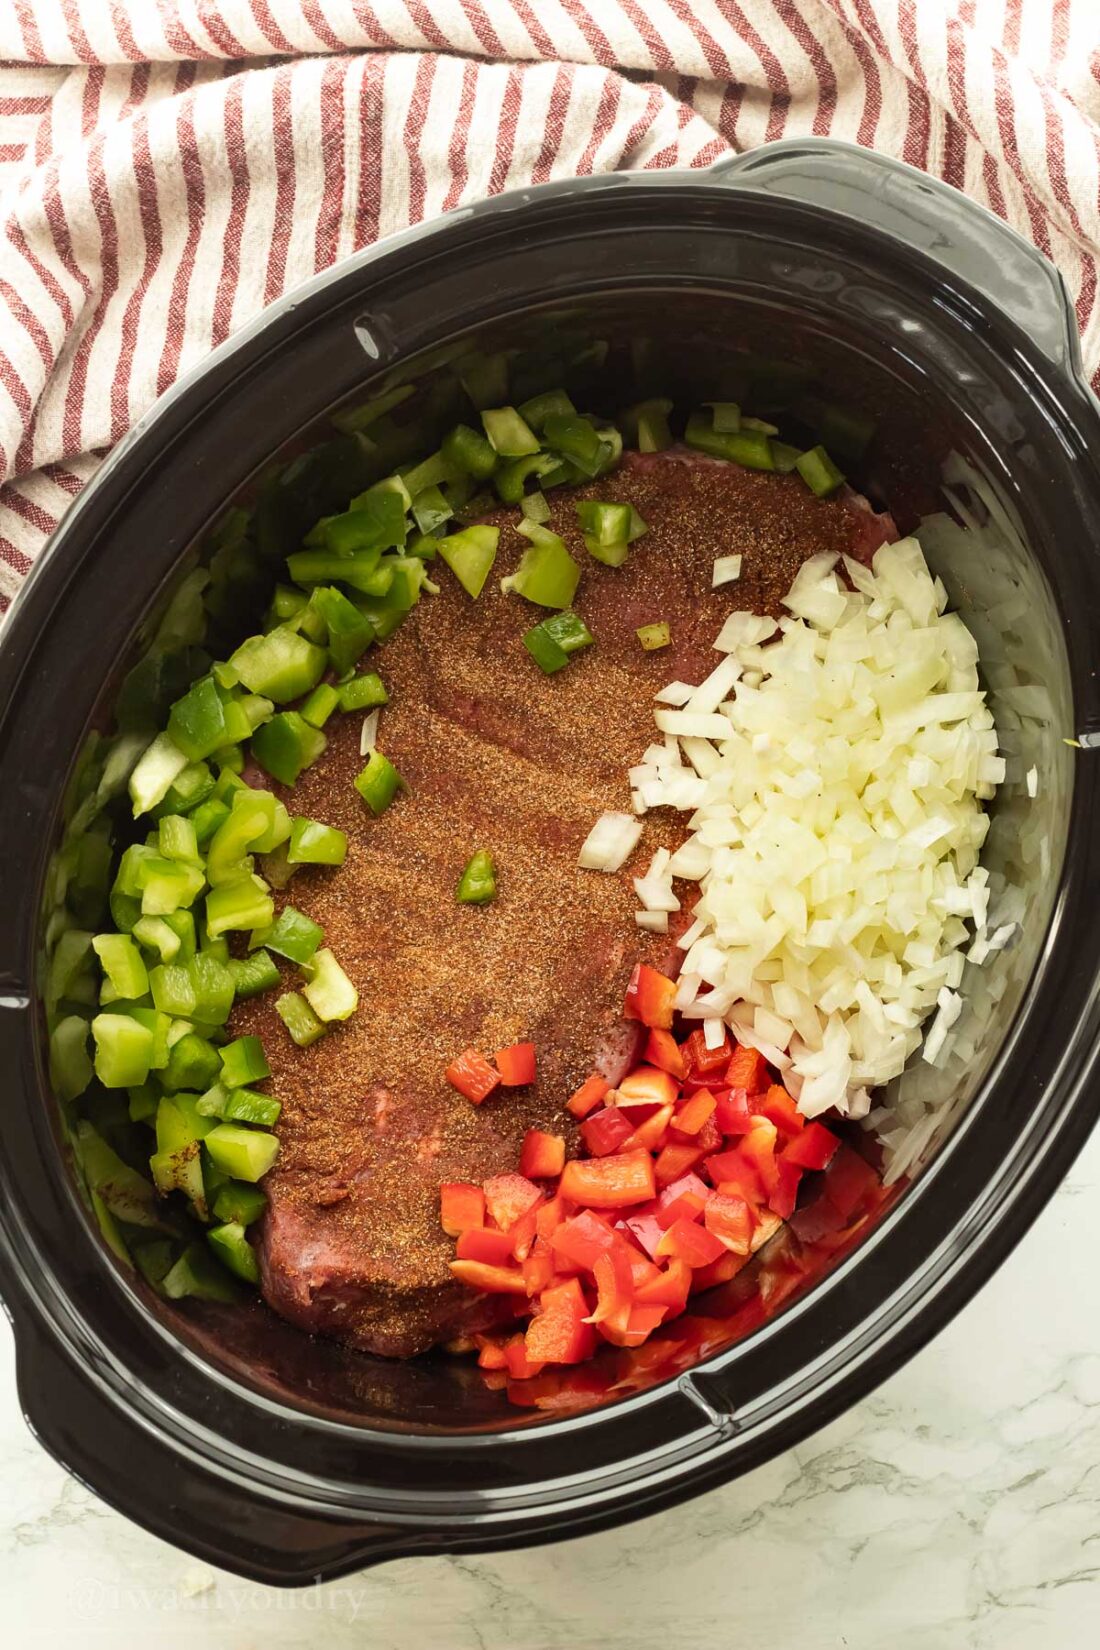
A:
[1,0,1098,611]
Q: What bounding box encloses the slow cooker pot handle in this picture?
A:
[706,139,1080,376]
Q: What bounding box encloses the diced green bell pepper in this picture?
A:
[336,671,388,712]
[624,397,673,453]
[522,625,569,674]
[275,991,327,1047]
[47,928,95,1012]
[190,796,231,848]
[354,750,405,816]
[129,732,190,818]
[481,405,539,458]
[309,585,375,674]
[251,904,323,965]
[287,817,347,866]
[206,874,274,940]
[213,1180,267,1226]
[139,856,205,917]
[517,388,576,431]
[162,1242,241,1301]
[637,622,671,651]
[456,850,497,904]
[207,1221,260,1285]
[300,682,340,728]
[301,947,358,1022]
[91,1012,154,1087]
[229,626,327,703]
[542,413,612,478]
[441,422,498,480]
[228,948,281,999]
[219,1035,271,1089]
[251,711,327,787]
[500,523,580,608]
[158,813,200,865]
[410,484,453,537]
[75,1120,165,1229]
[540,610,594,654]
[127,1080,160,1123]
[49,1014,93,1101]
[154,759,214,817]
[493,451,560,505]
[163,1029,222,1093]
[132,915,182,964]
[168,676,248,761]
[92,933,149,1001]
[204,1123,280,1182]
[795,443,846,497]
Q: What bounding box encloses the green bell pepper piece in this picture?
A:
[624,397,673,453]
[542,413,612,478]
[770,440,802,474]
[47,928,95,1012]
[481,405,539,458]
[204,1123,280,1183]
[190,796,231,848]
[92,1012,154,1087]
[251,711,327,787]
[522,624,569,674]
[250,904,323,965]
[301,947,358,1022]
[500,523,580,608]
[354,750,405,816]
[517,388,576,431]
[437,525,499,599]
[132,915,182,964]
[229,626,327,703]
[206,874,274,940]
[636,622,671,651]
[129,732,190,818]
[275,990,327,1047]
[219,1035,271,1089]
[285,548,392,596]
[75,1120,165,1229]
[138,856,205,917]
[163,1029,222,1094]
[316,489,407,556]
[127,1080,160,1123]
[287,817,347,866]
[49,1014,93,1101]
[541,610,594,654]
[336,671,388,712]
[158,813,200,865]
[493,450,561,505]
[162,908,197,962]
[795,443,845,497]
[207,1221,260,1285]
[92,933,149,1001]
[154,759,214,818]
[456,850,497,904]
[441,422,498,480]
[167,676,246,762]
[189,951,237,1026]
[162,1242,241,1302]
[300,682,340,728]
[228,948,280,999]
[410,484,453,537]
[309,585,375,674]
[213,1180,267,1226]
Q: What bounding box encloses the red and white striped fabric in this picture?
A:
[1,0,1098,613]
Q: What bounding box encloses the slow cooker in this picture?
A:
[0,139,1097,1584]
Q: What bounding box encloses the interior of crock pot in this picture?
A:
[40,283,1074,1430]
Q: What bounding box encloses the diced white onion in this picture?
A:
[1026,765,1038,797]
[578,811,643,873]
[654,681,695,706]
[360,711,380,756]
[635,910,669,933]
[712,554,743,588]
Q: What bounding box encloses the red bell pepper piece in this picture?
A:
[693,1112,723,1153]
[503,1333,546,1379]
[643,1028,685,1078]
[656,1216,727,1268]
[655,1172,709,1228]
[705,1147,767,1206]
[616,1064,679,1109]
[509,1201,542,1261]
[456,1226,515,1266]
[823,1142,880,1217]
[495,1041,537,1086]
[518,1128,566,1180]
[566,1073,610,1118]
[758,1082,804,1138]
[589,1245,636,1325]
[703,1191,753,1255]
[483,1172,542,1231]
[654,1140,706,1186]
[475,1336,509,1370]
[445,1047,501,1103]
[673,1088,717,1136]
[635,1257,692,1311]
[620,1102,674,1153]
[526,1277,596,1364]
[521,1240,557,1296]
[768,1158,803,1221]
[783,1121,840,1171]
[725,1043,767,1093]
[689,1249,750,1293]
[597,1302,667,1348]
[621,1208,664,1261]
[551,1208,618,1272]
[739,1118,781,1198]
[535,1193,567,1241]
[715,1088,752,1135]
[559,1150,656,1209]
[450,1258,528,1294]
[683,1027,729,1075]
[622,963,677,1030]
[580,1106,634,1157]
[439,1181,485,1235]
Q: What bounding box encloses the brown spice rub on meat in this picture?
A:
[232,451,894,1357]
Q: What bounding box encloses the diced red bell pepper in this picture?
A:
[596,1302,667,1348]
[522,1240,557,1296]
[690,1249,750,1293]
[445,1047,501,1103]
[789,1196,849,1243]
[535,1194,567,1241]
[589,1245,636,1325]
[705,1147,767,1206]
[525,1277,596,1364]
[456,1226,515,1266]
[673,1088,717,1136]
[483,1172,542,1231]
[715,1088,752,1135]
[503,1332,546,1379]
[823,1142,880,1217]
[783,1121,840,1171]
[450,1258,528,1294]
[475,1336,509,1370]
[519,1128,566,1179]
[621,1102,674,1154]
[616,1064,679,1109]
[768,1158,803,1221]
[625,1247,661,1290]
[622,962,677,1030]
[693,1112,723,1154]
[635,1257,692,1312]
[725,1044,767,1093]
[654,1140,706,1186]
[580,1106,634,1157]
[566,1073,609,1118]
[551,1209,618,1272]
[509,1201,542,1262]
[758,1082,804,1139]
[703,1191,754,1255]
[656,1216,727,1268]
[439,1181,485,1236]
[644,1028,685,1078]
[683,1027,730,1075]
[621,1209,664,1261]
[559,1150,656,1209]
[495,1041,537,1086]
[739,1118,781,1197]
[656,1169,709,1218]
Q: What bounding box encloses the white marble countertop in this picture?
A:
[3,1126,1098,1649]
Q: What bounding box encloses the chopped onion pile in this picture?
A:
[627,539,1003,1118]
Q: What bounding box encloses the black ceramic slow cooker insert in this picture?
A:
[0,141,1097,1584]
